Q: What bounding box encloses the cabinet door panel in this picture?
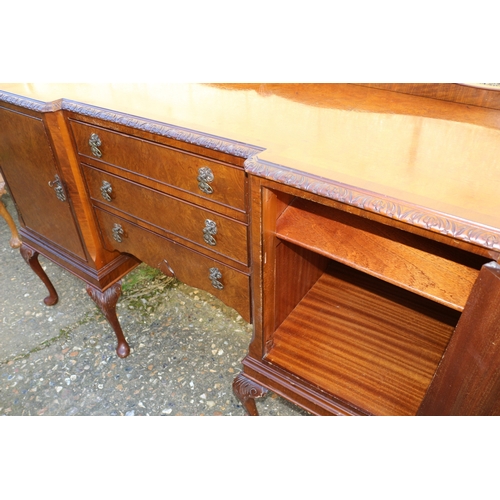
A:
[0,106,86,259]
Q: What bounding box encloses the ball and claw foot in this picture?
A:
[233,373,268,416]
[86,282,131,359]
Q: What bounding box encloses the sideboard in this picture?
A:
[1,83,500,415]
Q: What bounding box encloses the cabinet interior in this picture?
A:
[264,191,489,415]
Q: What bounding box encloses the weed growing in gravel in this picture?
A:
[121,264,178,316]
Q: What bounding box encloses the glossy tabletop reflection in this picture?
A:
[2,83,499,231]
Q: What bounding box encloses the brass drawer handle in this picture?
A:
[209,267,224,290]
[197,167,214,194]
[48,175,66,202]
[203,219,217,246]
[101,180,113,202]
[89,133,102,158]
[112,223,124,243]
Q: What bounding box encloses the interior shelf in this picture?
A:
[266,259,461,416]
[276,197,487,311]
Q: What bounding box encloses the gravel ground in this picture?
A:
[0,192,309,417]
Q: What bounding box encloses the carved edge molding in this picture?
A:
[0,91,62,113]
[62,100,264,159]
[233,373,268,401]
[0,92,263,158]
[245,155,500,252]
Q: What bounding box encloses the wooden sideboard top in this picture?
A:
[2,83,500,252]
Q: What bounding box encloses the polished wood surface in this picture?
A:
[418,262,500,415]
[86,282,129,358]
[2,83,500,236]
[0,101,140,357]
[83,165,248,265]
[69,118,248,212]
[2,84,500,413]
[358,83,500,110]
[0,86,252,356]
[67,102,252,321]
[274,241,327,332]
[0,105,86,258]
[20,244,59,306]
[267,261,459,416]
[276,197,486,311]
[237,172,500,416]
[42,110,123,269]
[95,208,251,322]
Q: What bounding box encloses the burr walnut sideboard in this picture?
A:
[1,83,500,415]
[0,84,260,358]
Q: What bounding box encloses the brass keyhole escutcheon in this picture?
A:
[48,175,66,202]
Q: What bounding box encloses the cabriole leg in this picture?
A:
[233,373,268,416]
[0,198,21,248]
[86,282,130,359]
[20,243,58,306]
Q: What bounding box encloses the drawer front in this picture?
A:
[70,120,247,210]
[84,165,248,265]
[95,208,251,322]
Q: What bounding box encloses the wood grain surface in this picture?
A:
[95,208,251,322]
[83,165,249,265]
[267,261,460,416]
[70,119,248,212]
[2,83,500,234]
[276,198,487,310]
[0,105,86,259]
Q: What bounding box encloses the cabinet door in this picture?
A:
[0,106,86,259]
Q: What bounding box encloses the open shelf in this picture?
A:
[276,197,487,311]
[266,259,461,416]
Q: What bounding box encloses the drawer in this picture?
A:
[84,165,248,265]
[70,119,247,211]
[95,207,251,322]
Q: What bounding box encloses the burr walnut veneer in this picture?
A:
[1,83,500,415]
